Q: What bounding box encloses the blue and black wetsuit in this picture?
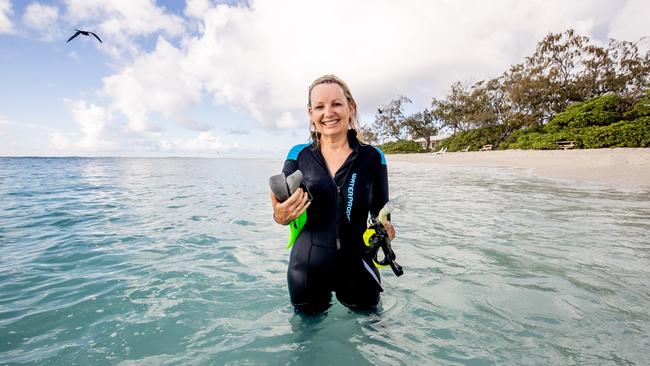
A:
[282,130,389,312]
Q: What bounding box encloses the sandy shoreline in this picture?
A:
[386,148,650,189]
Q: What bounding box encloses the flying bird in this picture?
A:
[67,29,102,44]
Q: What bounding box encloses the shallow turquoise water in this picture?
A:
[1,157,649,365]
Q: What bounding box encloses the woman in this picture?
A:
[271,75,395,313]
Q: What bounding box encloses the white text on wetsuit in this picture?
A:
[346,173,357,222]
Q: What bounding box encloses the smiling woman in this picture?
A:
[270,75,397,314]
[307,75,362,149]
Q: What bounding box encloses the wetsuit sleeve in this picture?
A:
[370,156,389,219]
[282,143,309,177]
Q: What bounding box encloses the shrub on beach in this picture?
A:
[508,131,578,150]
[578,117,650,148]
[500,126,542,149]
[624,91,650,120]
[441,125,510,151]
[380,140,424,154]
[506,92,650,149]
[545,94,624,133]
[507,117,650,149]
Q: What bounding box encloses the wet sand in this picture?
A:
[387,148,650,189]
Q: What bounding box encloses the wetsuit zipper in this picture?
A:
[335,184,341,250]
[316,146,357,251]
[334,153,357,251]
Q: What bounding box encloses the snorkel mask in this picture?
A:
[362,201,404,277]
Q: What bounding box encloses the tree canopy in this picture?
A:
[365,29,649,151]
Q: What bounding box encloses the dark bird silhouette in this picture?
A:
[67,29,102,43]
[378,108,383,114]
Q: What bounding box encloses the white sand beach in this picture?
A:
[387,148,650,188]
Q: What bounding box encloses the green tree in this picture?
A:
[372,96,440,148]
[580,39,650,99]
[403,108,440,150]
[504,29,649,125]
[432,81,493,133]
[373,96,411,142]
[432,29,649,145]
[359,124,378,145]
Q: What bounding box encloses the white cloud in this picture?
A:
[159,131,238,154]
[226,127,251,135]
[0,114,12,125]
[101,37,204,133]
[23,2,59,29]
[59,98,236,156]
[23,2,60,41]
[276,111,301,129]
[67,50,79,62]
[0,115,42,130]
[49,131,72,150]
[608,0,650,42]
[0,115,64,156]
[64,99,114,149]
[0,0,14,34]
[65,0,184,35]
[64,0,186,58]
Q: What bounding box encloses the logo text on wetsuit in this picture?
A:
[346,173,357,222]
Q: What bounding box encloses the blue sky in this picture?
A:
[0,0,647,157]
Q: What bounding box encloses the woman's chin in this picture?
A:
[320,129,346,139]
[319,123,348,137]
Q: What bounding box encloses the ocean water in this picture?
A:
[1,157,649,365]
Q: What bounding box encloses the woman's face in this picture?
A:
[309,83,354,141]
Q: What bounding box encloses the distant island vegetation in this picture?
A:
[364,29,650,153]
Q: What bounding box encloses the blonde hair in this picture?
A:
[307,74,363,147]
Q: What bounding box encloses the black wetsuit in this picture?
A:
[282,130,389,312]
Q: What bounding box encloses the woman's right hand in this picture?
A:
[270,188,310,225]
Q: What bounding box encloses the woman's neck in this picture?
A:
[319,131,352,178]
[320,131,350,151]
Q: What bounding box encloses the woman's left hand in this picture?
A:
[383,221,396,241]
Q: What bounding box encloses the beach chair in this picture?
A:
[461,146,470,152]
[556,140,576,150]
[480,144,493,151]
[432,147,447,156]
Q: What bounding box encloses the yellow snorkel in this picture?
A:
[362,200,404,276]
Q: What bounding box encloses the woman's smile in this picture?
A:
[322,119,340,126]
